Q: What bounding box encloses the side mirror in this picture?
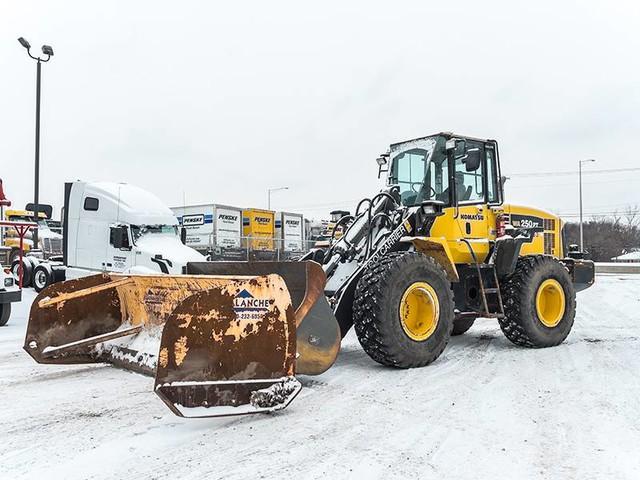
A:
[180,227,187,245]
[110,225,131,250]
[376,154,389,179]
[463,148,482,172]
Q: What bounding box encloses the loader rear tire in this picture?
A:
[499,255,576,347]
[353,252,454,368]
[452,317,475,336]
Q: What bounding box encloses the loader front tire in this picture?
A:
[353,252,454,368]
[499,255,576,347]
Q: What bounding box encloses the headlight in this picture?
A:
[422,205,435,214]
[4,277,13,287]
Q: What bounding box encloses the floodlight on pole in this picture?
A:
[18,36,54,250]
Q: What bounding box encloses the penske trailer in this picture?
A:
[172,204,244,260]
[275,212,306,259]
[242,208,277,260]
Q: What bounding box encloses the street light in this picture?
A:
[579,158,596,252]
[267,187,289,210]
[18,36,54,251]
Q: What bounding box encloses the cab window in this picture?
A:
[486,146,500,203]
[453,141,484,203]
[390,141,449,207]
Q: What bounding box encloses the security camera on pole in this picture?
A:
[17,37,54,252]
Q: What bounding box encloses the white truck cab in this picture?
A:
[30,181,205,290]
[64,181,204,279]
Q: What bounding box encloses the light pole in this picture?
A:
[267,186,289,210]
[579,158,596,251]
[18,37,54,251]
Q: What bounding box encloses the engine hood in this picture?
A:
[135,235,205,267]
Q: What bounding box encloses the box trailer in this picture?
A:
[242,208,275,260]
[275,211,305,259]
[171,204,244,259]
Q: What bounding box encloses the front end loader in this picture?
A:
[25,132,595,418]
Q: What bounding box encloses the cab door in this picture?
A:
[452,140,494,262]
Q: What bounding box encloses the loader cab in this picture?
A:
[386,133,503,208]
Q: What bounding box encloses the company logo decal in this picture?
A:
[460,213,484,221]
[182,214,205,226]
[219,214,238,221]
[233,289,271,312]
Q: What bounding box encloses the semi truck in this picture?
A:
[3,208,63,262]
[171,204,244,260]
[19,181,205,292]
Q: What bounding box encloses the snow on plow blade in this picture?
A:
[23,261,340,418]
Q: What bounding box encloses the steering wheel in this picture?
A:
[416,184,437,202]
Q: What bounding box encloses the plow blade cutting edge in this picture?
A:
[24,261,340,418]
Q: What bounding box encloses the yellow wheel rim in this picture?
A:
[399,282,439,341]
[535,279,566,327]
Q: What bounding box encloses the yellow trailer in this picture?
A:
[242,208,276,257]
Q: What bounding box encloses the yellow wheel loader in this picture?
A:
[25,133,595,418]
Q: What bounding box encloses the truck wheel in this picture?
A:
[452,317,475,336]
[0,303,10,327]
[33,264,53,292]
[11,258,33,288]
[499,255,576,347]
[9,249,21,264]
[353,251,454,368]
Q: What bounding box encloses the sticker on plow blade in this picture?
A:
[155,274,299,417]
[186,261,341,375]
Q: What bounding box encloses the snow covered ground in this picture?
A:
[2,274,640,480]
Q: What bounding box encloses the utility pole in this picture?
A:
[18,37,54,250]
[579,159,596,251]
[267,186,289,210]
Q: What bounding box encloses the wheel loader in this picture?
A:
[24,133,595,418]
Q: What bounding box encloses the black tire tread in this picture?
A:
[0,303,10,327]
[353,251,455,368]
[499,255,576,347]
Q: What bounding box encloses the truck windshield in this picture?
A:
[8,215,51,229]
[389,137,449,206]
[131,225,178,243]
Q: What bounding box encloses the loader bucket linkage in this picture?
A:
[24,261,341,417]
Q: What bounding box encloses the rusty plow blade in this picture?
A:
[24,262,340,418]
[154,275,300,417]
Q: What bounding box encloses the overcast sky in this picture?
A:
[1,0,639,221]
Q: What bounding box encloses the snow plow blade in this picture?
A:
[186,261,341,376]
[24,261,339,418]
[154,279,300,417]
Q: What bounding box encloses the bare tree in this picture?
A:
[624,205,640,227]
